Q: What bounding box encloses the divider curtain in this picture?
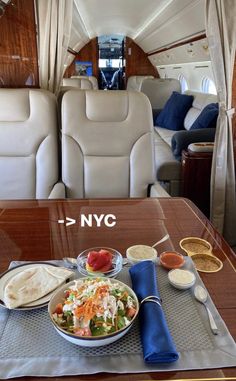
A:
[205,0,236,245]
[37,0,73,95]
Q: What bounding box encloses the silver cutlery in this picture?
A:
[152,233,169,248]
[63,257,78,269]
[194,285,218,335]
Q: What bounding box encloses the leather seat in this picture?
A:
[141,78,181,110]
[62,77,93,89]
[0,89,64,199]
[126,75,154,91]
[71,76,98,90]
[61,90,169,198]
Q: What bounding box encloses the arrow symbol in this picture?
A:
[66,217,76,226]
[58,217,76,226]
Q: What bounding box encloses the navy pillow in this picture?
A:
[155,91,193,131]
[190,103,219,130]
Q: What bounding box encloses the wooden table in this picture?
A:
[0,197,235,381]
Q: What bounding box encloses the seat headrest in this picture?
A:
[84,91,129,122]
[0,89,30,121]
[62,78,93,89]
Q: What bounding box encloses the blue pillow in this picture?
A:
[190,103,219,130]
[155,91,193,131]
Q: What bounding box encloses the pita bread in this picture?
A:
[4,266,74,309]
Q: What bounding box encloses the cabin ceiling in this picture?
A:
[71,0,205,54]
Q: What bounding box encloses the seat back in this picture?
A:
[71,75,98,89]
[62,90,155,198]
[0,89,59,199]
[126,75,154,91]
[62,77,93,89]
[184,90,218,130]
[141,78,181,109]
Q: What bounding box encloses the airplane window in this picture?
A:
[201,76,217,94]
[178,74,188,93]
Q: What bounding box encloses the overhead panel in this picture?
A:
[136,0,205,53]
[71,0,206,55]
[73,0,168,39]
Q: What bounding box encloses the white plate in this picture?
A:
[0,262,75,311]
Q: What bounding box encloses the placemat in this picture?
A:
[0,259,236,379]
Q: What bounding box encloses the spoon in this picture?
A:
[194,285,218,335]
[63,257,77,269]
[152,234,169,248]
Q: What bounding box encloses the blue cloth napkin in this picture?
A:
[129,261,179,364]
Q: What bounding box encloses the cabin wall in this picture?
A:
[0,0,39,88]
[125,37,158,80]
[64,38,99,79]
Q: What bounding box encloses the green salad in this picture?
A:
[52,278,137,337]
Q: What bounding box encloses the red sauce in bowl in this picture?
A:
[160,251,185,269]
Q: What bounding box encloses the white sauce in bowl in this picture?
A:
[126,245,157,263]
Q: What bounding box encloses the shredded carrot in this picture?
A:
[74,285,109,322]
[118,291,128,300]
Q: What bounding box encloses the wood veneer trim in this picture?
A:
[138,378,236,381]
[148,33,206,56]
[182,199,236,272]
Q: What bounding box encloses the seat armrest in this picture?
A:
[49,182,66,199]
[171,128,216,160]
[150,183,170,197]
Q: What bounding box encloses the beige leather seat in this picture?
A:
[71,75,98,90]
[62,77,93,90]
[126,75,154,91]
[61,90,168,198]
[0,89,64,199]
[141,78,181,110]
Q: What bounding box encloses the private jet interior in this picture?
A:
[0,0,236,380]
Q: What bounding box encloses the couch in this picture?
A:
[154,90,218,196]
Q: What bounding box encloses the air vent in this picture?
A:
[173,67,182,69]
[195,65,209,68]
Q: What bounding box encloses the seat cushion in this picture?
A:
[190,103,218,130]
[155,92,193,131]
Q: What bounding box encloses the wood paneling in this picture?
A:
[125,37,158,81]
[64,38,99,79]
[0,0,39,88]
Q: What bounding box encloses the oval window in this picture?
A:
[201,77,217,94]
[178,74,188,93]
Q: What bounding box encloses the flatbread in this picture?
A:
[3,266,74,309]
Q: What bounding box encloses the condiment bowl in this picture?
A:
[168,269,196,290]
[191,253,223,273]
[77,247,123,277]
[126,245,157,264]
[179,237,212,256]
[159,251,185,270]
[48,278,139,347]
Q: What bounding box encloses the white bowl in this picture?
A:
[48,278,139,347]
[168,269,196,290]
[126,245,157,264]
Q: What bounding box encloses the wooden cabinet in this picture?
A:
[181,149,213,217]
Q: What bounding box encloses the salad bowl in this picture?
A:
[48,277,139,347]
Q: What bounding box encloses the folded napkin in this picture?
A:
[129,260,179,364]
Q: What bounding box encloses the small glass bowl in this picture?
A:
[159,251,185,270]
[77,247,123,278]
